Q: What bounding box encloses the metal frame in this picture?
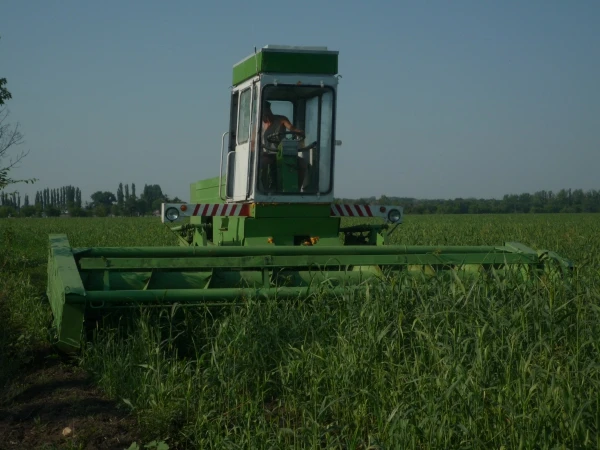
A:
[218,131,229,201]
[161,202,404,223]
[47,232,573,352]
[245,83,256,199]
[256,74,338,198]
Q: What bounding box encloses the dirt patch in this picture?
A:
[0,235,146,449]
[0,345,141,450]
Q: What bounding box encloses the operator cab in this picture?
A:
[221,45,339,204]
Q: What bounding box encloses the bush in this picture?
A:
[0,205,17,218]
[19,205,37,217]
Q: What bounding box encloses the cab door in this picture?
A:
[230,83,255,201]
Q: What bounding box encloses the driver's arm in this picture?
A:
[281,117,304,135]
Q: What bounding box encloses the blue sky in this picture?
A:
[1,0,598,203]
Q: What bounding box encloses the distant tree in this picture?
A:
[141,184,164,211]
[45,205,61,217]
[0,39,11,107]
[19,205,36,217]
[0,78,11,106]
[94,204,109,217]
[135,198,148,216]
[68,206,87,217]
[336,187,600,215]
[90,191,116,208]
[0,36,36,190]
[151,194,183,211]
[124,195,138,216]
[117,182,124,207]
[0,105,36,189]
[0,205,17,218]
[151,198,165,211]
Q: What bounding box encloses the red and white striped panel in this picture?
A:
[330,204,376,217]
[162,203,401,222]
[187,203,250,217]
[330,204,402,220]
[162,203,251,220]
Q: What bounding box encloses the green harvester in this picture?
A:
[47,45,573,352]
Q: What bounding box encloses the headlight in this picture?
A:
[387,209,401,223]
[165,207,180,222]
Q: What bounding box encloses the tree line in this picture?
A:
[336,188,600,214]
[0,182,182,218]
[89,182,182,217]
[1,185,84,217]
[2,186,599,218]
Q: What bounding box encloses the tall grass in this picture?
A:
[2,214,600,448]
[0,226,53,387]
[81,272,600,448]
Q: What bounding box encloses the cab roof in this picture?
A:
[232,45,339,86]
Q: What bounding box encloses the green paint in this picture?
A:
[208,214,342,247]
[47,230,573,352]
[190,176,224,204]
[74,242,545,257]
[78,252,541,272]
[233,47,338,86]
[251,203,332,218]
[187,177,224,232]
[46,234,86,352]
[276,152,299,192]
[80,286,351,304]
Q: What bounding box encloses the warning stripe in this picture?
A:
[170,203,252,217]
[330,204,375,217]
[167,203,390,218]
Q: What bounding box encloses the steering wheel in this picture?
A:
[261,140,318,153]
[265,130,305,144]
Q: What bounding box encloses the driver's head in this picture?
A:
[262,101,274,122]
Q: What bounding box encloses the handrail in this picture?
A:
[225,151,235,200]
[245,85,255,199]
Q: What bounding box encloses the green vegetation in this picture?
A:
[339,189,600,214]
[4,183,600,218]
[0,182,184,218]
[1,214,599,448]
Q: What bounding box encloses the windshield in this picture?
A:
[256,85,335,195]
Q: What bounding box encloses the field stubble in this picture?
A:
[1,214,599,449]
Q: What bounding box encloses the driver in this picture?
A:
[261,101,304,149]
[258,101,309,191]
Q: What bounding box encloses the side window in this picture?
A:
[319,91,334,192]
[251,86,257,146]
[304,97,318,143]
[237,88,252,144]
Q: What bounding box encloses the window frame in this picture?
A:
[258,83,337,196]
[236,86,253,145]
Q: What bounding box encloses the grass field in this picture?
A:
[1,214,599,449]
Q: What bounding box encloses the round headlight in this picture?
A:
[387,209,401,223]
[165,207,180,222]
